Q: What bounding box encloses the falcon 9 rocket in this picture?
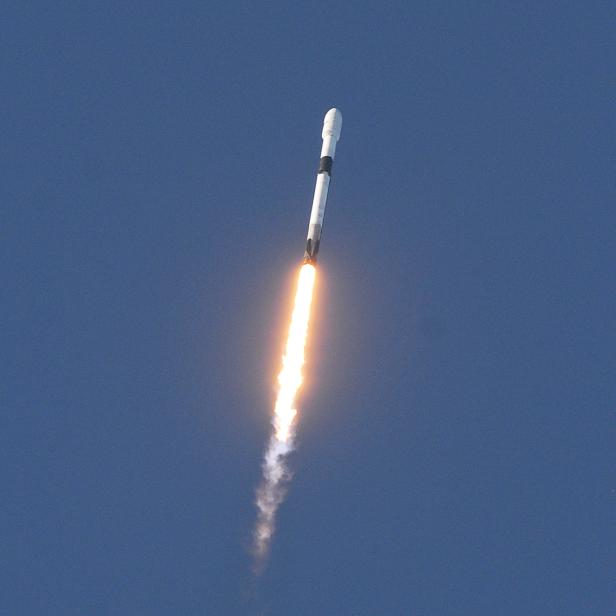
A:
[303,108,343,264]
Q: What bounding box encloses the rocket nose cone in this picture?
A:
[322,108,342,141]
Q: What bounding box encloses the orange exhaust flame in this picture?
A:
[273,263,316,442]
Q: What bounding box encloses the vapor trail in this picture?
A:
[253,263,316,571]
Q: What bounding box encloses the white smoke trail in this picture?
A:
[253,436,294,569]
[253,264,316,572]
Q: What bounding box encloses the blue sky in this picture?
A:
[3,3,614,614]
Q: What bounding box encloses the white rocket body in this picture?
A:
[304,108,342,263]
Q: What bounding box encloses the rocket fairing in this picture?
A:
[303,108,343,264]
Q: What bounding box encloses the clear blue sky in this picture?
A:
[3,3,614,614]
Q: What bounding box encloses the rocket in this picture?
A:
[303,108,343,264]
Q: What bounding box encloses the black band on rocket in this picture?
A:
[318,156,333,175]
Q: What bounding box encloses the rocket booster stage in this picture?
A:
[303,108,343,264]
